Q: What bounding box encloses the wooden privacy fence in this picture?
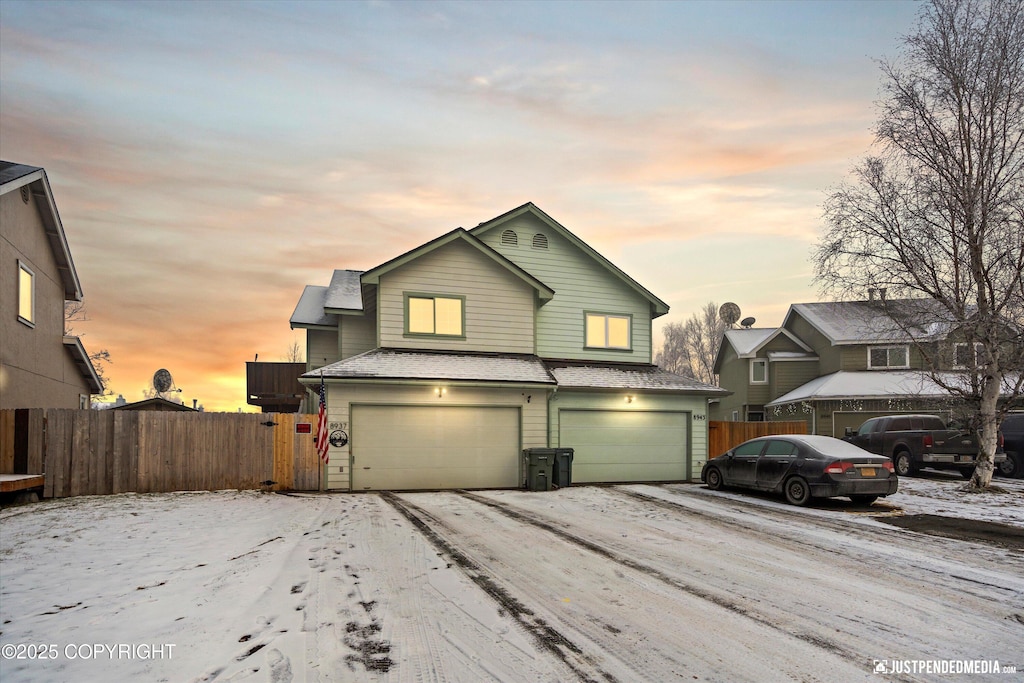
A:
[708,420,808,458]
[0,409,321,498]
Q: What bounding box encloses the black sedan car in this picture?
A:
[701,435,898,506]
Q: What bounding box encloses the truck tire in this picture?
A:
[893,450,918,477]
[997,451,1022,479]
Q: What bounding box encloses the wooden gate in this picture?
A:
[0,409,322,498]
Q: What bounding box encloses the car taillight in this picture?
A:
[881,461,894,472]
[999,432,1004,448]
[825,461,855,474]
[923,434,934,447]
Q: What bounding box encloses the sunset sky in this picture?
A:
[1,0,922,412]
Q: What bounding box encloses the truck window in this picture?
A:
[890,417,911,431]
[856,420,877,436]
[919,416,945,430]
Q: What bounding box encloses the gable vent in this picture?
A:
[500,229,518,246]
[20,186,30,204]
[532,233,549,249]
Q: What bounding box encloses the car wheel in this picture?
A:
[784,476,811,506]
[997,452,1021,479]
[893,450,917,477]
[705,467,724,491]
[850,495,878,505]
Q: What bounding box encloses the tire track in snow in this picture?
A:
[380,492,617,683]
[455,490,871,670]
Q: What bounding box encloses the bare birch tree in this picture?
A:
[816,0,1024,489]
[655,301,726,385]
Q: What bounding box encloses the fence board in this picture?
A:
[26,409,44,474]
[708,420,808,458]
[0,410,14,474]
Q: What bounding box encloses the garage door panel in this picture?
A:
[353,405,519,491]
[560,410,687,483]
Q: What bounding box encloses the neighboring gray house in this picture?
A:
[291,203,727,491]
[712,299,1003,437]
[1,162,101,409]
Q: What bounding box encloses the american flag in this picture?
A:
[316,374,329,464]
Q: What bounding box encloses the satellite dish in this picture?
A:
[153,369,174,394]
[719,302,741,327]
[740,316,756,329]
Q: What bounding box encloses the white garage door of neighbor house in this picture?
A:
[351,405,520,491]
[559,410,688,483]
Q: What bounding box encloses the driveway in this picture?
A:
[1,478,1022,682]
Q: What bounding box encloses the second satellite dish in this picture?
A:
[719,302,741,327]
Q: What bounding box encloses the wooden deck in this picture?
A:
[0,474,45,493]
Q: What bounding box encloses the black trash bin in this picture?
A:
[523,448,555,491]
[552,448,574,488]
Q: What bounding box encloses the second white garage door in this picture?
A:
[351,405,520,491]
[559,410,688,483]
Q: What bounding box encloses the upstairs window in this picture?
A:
[585,313,631,350]
[749,359,768,384]
[406,294,464,336]
[954,342,984,369]
[867,345,908,369]
[18,260,35,327]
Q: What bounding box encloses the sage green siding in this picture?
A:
[549,390,709,481]
[771,360,820,397]
[477,214,653,363]
[785,313,842,372]
[307,329,339,369]
[712,343,749,420]
[377,240,536,353]
[339,314,376,359]
[840,344,928,371]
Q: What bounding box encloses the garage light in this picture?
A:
[625,395,635,404]
[435,387,447,398]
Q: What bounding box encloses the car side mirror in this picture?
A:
[844,427,855,437]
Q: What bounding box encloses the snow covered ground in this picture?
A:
[1,474,1021,682]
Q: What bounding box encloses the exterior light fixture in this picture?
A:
[625,395,635,404]
[435,387,447,398]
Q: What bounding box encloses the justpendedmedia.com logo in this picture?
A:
[873,660,1017,676]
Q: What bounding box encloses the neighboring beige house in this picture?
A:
[291,203,727,491]
[1,162,102,409]
[712,298,1006,437]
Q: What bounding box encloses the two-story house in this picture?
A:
[290,203,727,491]
[712,297,996,437]
[1,162,102,409]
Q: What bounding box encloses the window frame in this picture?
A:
[867,345,909,370]
[403,292,466,338]
[583,312,632,351]
[953,342,984,369]
[749,358,768,384]
[17,260,35,328]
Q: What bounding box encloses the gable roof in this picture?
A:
[290,285,337,329]
[470,202,669,317]
[713,327,813,373]
[0,161,83,301]
[783,300,954,346]
[324,269,365,313]
[63,336,103,394]
[361,228,554,301]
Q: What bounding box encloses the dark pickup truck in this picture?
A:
[997,413,1024,478]
[844,414,1006,478]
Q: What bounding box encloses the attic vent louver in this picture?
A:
[20,186,30,204]
[501,229,518,246]
[532,233,549,249]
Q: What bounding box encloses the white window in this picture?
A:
[585,313,631,350]
[407,294,464,336]
[954,342,984,369]
[18,260,35,327]
[867,346,909,369]
[750,359,768,384]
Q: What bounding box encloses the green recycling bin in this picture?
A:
[523,448,555,491]
[552,448,574,488]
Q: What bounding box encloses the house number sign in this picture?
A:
[329,422,349,448]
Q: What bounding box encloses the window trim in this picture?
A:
[953,342,984,369]
[749,358,768,384]
[403,292,466,339]
[583,311,632,351]
[17,260,35,328]
[867,345,909,370]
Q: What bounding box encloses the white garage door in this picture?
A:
[351,405,520,491]
[559,410,688,483]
